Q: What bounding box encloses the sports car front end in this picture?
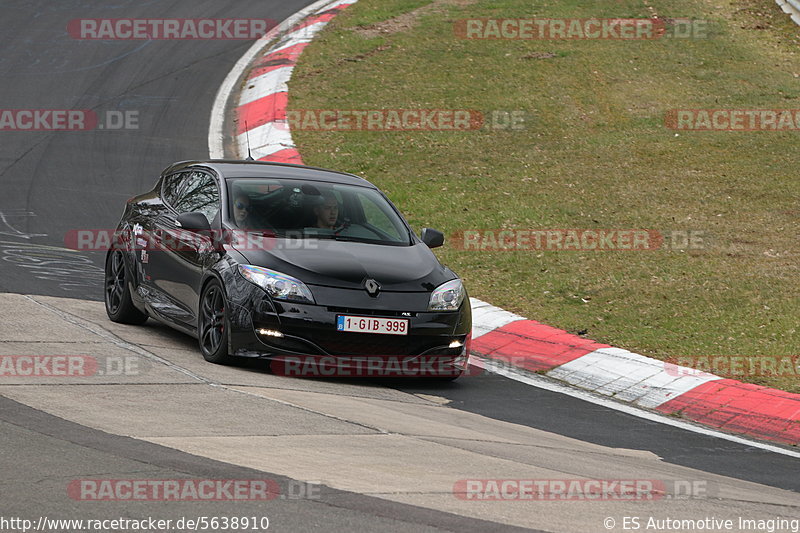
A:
[223,240,472,379]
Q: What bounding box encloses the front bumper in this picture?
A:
[226,281,471,376]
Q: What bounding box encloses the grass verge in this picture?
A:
[289,0,800,392]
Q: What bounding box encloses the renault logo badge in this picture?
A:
[364,279,381,297]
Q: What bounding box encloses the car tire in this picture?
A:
[198,278,234,364]
[105,249,148,325]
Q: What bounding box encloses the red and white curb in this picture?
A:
[233,0,357,164]
[208,0,357,160]
[470,298,800,446]
[212,0,800,450]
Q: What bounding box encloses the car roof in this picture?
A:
[161,160,373,188]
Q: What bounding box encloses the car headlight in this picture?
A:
[428,279,465,311]
[237,264,315,304]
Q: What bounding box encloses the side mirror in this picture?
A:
[176,212,211,233]
[421,227,444,249]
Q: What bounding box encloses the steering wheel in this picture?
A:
[332,218,351,235]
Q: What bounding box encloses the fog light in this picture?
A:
[258,328,284,338]
[449,340,464,349]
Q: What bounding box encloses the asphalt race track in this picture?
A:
[0,2,798,532]
[0,0,307,299]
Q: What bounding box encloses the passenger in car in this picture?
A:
[233,193,255,228]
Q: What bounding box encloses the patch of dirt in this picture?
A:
[353,0,478,38]
[342,43,393,62]
[724,0,790,30]
[522,52,558,60]
[293,44,393,80]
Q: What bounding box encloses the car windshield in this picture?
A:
[226,178,412,246]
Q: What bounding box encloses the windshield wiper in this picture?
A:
[305,232,383,244]
[305,233,364,242]
[331,235,367,243]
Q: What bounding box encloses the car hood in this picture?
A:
[233,238,455,292]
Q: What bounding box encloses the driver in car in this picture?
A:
[313,190,339,230]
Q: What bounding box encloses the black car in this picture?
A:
[105,160,471,379]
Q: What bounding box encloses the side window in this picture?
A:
[173,171,220,223]
[356,192,403,240]
[161,172,187,207]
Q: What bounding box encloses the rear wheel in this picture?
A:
[198,279,233,364]
[105,249,148,325]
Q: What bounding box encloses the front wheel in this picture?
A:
[198,279,234,364]
[105,249,148,325]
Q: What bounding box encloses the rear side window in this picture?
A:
[161,172,187,207]
[173,171,220,223]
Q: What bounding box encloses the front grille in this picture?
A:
[307,331,441,356]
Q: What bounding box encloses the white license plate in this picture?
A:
[336,315,409,335]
